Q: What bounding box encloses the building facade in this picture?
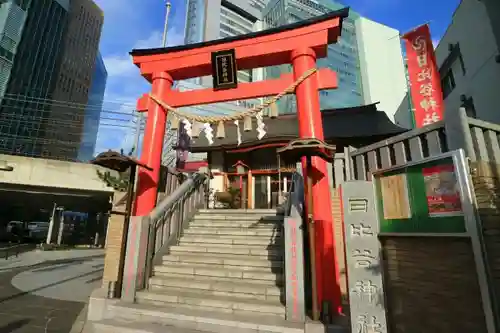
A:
[172,0,268,167]
[432,0,500,125]
[43,0,103,160]
[0,0,103,160]
[184,0,267,89]
[263,0,407,120]
[78,51,107,162]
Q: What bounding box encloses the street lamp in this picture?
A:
[162,1,172,47]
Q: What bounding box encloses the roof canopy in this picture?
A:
[188,103,408,152]
[91,150,152,172]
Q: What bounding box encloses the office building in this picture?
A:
[0,0,104,160]
[78,51,107,162]
[433,0,500,125]
[172,0,269,168]
[0,0,70,157]
[263,0,407,121]
[43,0,104,160]
[184,0,267,89]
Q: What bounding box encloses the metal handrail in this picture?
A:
[144,172,208,286]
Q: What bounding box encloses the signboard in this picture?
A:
[402,24,444,128]
[379,174,411,219]
[342,181,388,333]
[374,154,467,234]
[423,164,463,216]
[211,49,238,91]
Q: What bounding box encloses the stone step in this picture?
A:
[169,244,283,258]
[183,227,279,237]
[148,277,282,302]
[192,214,283,221]
[91,319,201,333]
[179,238,282,248]
[152,271,283,287]
[162,253,283,271]
[154,263,283,283]
[107,302,303,333]
[181,233,281,243]
[188,221,282,229]
[198,209,279,215]
[162,254,284,272]
[135,289,285,317]
[190,220,282,228]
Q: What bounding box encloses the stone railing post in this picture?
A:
[444,107,476,161]
[101,191,128,298]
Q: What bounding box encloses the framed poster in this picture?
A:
[422,164,463,217]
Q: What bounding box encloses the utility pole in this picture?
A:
[161,1,174,166]
[133,112,142,158]
[46,203,57,244]
[134,2,172,158]
[162,2,172,47]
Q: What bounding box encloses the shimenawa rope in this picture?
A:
[148,68,317,124]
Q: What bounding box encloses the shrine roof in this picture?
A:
[187,103,409,152]
[130,7,349,57]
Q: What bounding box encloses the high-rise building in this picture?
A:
[0,0,104,160]
[184,0,267,89]
[263,0,407,121]
[0,0,70,157]
[172,0,269,167]
[78,51,107,162]
[43,0,104,160]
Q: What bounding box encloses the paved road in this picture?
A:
[0,250,104,333]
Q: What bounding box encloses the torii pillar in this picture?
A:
[131,8,350,317]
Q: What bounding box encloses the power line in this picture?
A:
[1,93,255,116]
[3,93,139,108]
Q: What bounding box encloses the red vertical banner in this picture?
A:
[402,24,444,128]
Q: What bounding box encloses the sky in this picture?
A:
[92,0,461,154]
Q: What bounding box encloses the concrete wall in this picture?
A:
[394,93,413,129]
[355,17,408,123]
[0,154,115,193]
[435,0,500,124]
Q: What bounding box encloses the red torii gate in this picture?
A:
[131,8,349,316]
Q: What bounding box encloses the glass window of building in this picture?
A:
[264,0,364,113]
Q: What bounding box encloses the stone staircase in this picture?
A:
[89,209,304,333]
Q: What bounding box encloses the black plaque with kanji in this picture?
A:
[211,49,238,91]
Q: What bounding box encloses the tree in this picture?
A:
[96,148,135,192]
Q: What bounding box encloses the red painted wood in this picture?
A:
[134,72,172,216]
[136,68,337,112]
[226,143,287,154]
[292,47,341,314]
[178,160,208,172]
[132,18,342,81]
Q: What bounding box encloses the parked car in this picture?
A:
[6,221,25,233]
[27,222,49,242]
[5,221,29,242]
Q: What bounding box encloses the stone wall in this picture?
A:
[381,236,487,333]
[471,161,500,316]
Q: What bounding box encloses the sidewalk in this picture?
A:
[0,248,105,332]
[0,248,104,272]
